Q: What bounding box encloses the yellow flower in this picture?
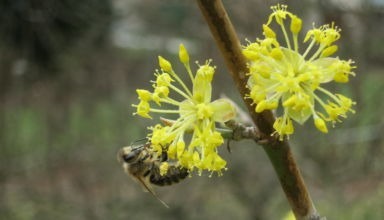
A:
[244,4,356,139]
[132,44,236,175]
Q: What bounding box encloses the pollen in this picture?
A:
[159,162,169,176]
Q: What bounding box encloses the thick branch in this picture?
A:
[196,0,321,219]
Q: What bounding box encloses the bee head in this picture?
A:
[117,146,143,164]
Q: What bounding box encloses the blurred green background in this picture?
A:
[0,0,383,219]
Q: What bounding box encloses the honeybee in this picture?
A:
[117,141,189,207]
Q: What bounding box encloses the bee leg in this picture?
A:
[226,139,232,153]
[160,151,168,162]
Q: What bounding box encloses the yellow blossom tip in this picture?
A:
[270,48,283,60]
[179,44,189,64]
[255,100,277,113]
[255,100,268,113]
[321,45,338,57]
[314,117,328,133]
[156,73,173,86]
[263,24,276,38]
[158,56,172,72]
[136,89,152,101]
[269,4,289,25]
[196,64,215,82]
[333,60,355,83]
[273,117,294,139]
[290,15,302,34]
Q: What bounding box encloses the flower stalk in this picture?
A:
[196,0,322,219]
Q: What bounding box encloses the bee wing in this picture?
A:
[136,176,170,208]
[133,175,153,192]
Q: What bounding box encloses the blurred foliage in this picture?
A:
[0,0,384,219]
[0,0,112,68]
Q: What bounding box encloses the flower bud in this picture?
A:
[158,56,172,72]
[290,15,302,34]
[179,44,189,64]
[321,45,338,57]
[263,24,276,38]
[314,117,328,133]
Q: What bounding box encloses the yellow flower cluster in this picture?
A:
[243,4,356,139]
[133,44,236,175]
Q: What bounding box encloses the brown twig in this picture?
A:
[224,120,268,143]
[196,0,321,219]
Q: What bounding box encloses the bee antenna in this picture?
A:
[131,137,149,145]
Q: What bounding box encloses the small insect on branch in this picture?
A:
[220,120,272,153]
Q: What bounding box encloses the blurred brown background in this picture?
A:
[0,0,383,219]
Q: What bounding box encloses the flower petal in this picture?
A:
[211,99,237,123]
[310,57,338,83]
